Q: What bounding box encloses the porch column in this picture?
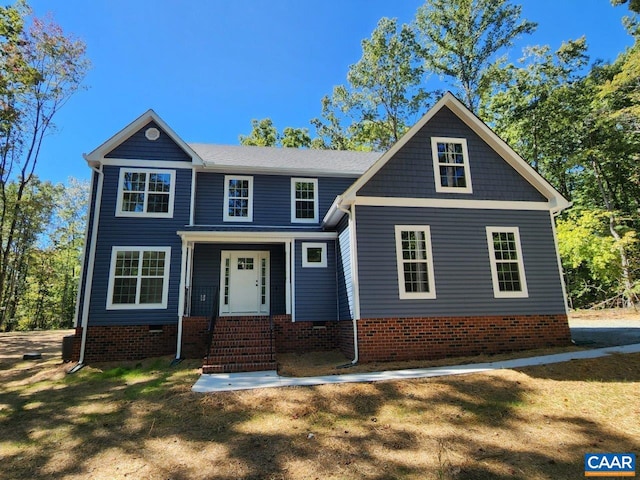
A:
[285,240,291,315]
[176,241,194,360]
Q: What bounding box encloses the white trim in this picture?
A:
[291,241,296,322]
[337,92,571,210]
[199,163,364,178]
[177,230,338,243]
[189,168,196,226]
[176,241,188,359]
[285,240,292,315]
[350,205,361,320]
[78,163,104,364]
[431,137,472,194]
[291,177,319,223]
[485,226,529,298]
[84,109,203,166]
[302,242,327,268]
[115,168,176,218]
[223,175,254,222]
[106,246,172,309]
[550,211,570,314]
[355,196,551,211]
[394,225,437,300]
[99,158,193,169]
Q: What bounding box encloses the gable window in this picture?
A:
[431,137,472,194]
[107,247,171,309]
[291,178,318,223]
[394,225,436,299]
[223,175,253,222]
[302,242,327,268]
[486,226,528,298]
[116,169,176,218]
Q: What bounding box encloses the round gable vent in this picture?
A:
[145,127,160,141]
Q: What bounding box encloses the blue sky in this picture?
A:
[25,0,635,184]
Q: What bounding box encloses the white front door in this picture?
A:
[220,251,270,315]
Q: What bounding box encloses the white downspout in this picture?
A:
[74,159,104,370]
[338,204,359,365]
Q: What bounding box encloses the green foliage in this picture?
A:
[414,0,536,112]
[312,17,432,150]
[239,118,311,148]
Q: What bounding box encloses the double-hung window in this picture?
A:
[486,227,528,298]
[431,137,472,193]
[291,178,318,223]
[223,175,253,222]
[116,169,175,217]
[394,225,436,299]
[107,247,171,309]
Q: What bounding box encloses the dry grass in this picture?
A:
[1,326,639,479]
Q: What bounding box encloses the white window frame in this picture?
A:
[431,137,473,194]
[486,226,529,298]
[394,225,436,299]
[115,168,176,218]
[106,246,171,310]
[223,175,254,222]
[302,242,327,268]
[291,177,319,223]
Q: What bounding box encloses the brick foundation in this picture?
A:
[69,313,571,366]
[357,314,571,363]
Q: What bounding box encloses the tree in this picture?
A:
[239,118,312,148]
[0,3,89,331]
[312,17,432,151]
[413,0,536,112]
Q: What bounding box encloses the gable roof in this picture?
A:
[84,109,203,165]
[337,92,571,213]
[189,143,380,176]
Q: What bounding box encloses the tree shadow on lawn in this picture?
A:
[1,339,639,479]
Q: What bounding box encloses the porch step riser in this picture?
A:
[210,340,273,349]
[206,354,275,364]
[203,362,277,374]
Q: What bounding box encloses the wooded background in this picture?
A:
[1,0,638,331]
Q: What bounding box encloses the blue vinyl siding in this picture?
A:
[336,217,353,321]
[355,205,565,318]
[295,240,338,321]
[85,165,192,326]
[190,243,286,315]
[105,121,192,162]
[357,106,546,202]
[194,172,356,226]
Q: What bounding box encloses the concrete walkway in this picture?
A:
[192,342,640,393]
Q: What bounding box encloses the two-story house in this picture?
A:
[71,93,572,372]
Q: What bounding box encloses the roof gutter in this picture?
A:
[70,156,104,373]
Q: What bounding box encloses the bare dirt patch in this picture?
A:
[1,327,639,479]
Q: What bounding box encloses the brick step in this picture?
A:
[210,339,273,348]
[210,345,272,355]
[206,353,275,364]
[203,361,277,374]
[211,331,273,339]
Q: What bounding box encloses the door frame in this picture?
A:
[219,250,270,316]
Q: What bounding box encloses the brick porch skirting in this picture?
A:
[356,314,571,363]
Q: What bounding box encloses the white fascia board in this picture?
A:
[84,109,204,166]
[321,195,346,228]
[354,196,552,211]
[177,230,338,243]
[199,163,363,178]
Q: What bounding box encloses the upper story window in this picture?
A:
[291,178,318,223]
[107,246,171,309]
[486,226,528,298]
[116,168,176,218]
[223,175,253,222]
[394,225,436,299]
[431,137,472,194]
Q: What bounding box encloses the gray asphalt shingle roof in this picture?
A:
[188,143,381,175]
